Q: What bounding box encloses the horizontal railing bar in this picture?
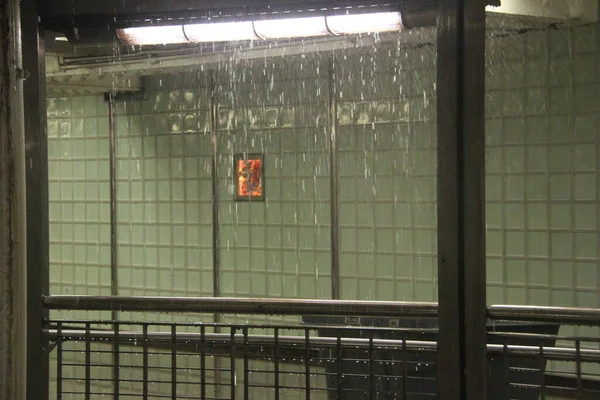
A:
[43,296,600,326]
[43,295,438,317]
[45,328,600,362]
[488,305,600,325]
[44,329,438,351]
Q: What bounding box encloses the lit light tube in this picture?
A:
[327,12,403,35]
[184,21,258,42]
[117,25,188,45]
[116,12,403,45]
[253,16,329,39]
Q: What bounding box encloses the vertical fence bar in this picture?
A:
[369,335,375,400]
[275,328,280,400]
[85,322,91,400]
[230,327,236,400]
[56,322,63,400]
[171,324,177,400]
[243,327,249,400]
[437,0,488,398]
[113,322,120,399]
[305,329,311,400]
[200,325,206,400]
[402,331,407,398]
[576,340,582,399]
[539,339,545,400]
[336,335,343,399]
[328,57,340,299]
[503,339,509,396]
[142,324,148,400]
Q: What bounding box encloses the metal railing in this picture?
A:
[43,296,600,399]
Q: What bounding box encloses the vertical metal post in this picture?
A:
[328,57,340,300]
[56,323,63,400]
[200,325,206,399]
[243,327,249,400]
[436,0,487,399]
[0,0,27,398]
[305,329,311,400]
[85,323,91,400]
[107,94,121,400]
[229,327,236,400]
[113,322,120,399]
[209,70,221,306]
[142,324,149,400]
[336,335,343,399]
[209,68,223,398]
[171,324,177,400]
[107,94,119,306]
[21,0,50,398]
[274,328,280,400]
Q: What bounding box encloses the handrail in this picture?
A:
[44,328,600,363]
[42,295,439,317]
[488,305,600,325]
[43,296,600,326]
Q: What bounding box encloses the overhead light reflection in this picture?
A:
[116,12,403,45]
[185,21,257,42]
[117,25,188,45]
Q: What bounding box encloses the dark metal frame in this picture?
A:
[105,94,119,302]
[22,0,50,399]
[328,58,340,300]
[209,70,221,313]
[26,0,494,399]
[436,0,487,398]
[43,295,439,317]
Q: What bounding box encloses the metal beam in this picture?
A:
[489,305,600,326]
[43,295,439,317]
[39,0,431,19]
[22,0,50,398]
[436,0,487,399]
[328,58,340,300]
[0,0,27,398]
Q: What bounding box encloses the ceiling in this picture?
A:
[42,0,596,96]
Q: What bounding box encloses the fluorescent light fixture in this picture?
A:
[327,12,403,35]
[254,16,328,39]
[185,21,257,42]
[116,12,403,45]
[117,25,188,45]
[55,35,69,42]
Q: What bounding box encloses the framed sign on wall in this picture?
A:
[234,153,265,201]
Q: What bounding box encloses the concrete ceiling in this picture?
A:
[45,1,599,96]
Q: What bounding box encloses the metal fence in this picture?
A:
[43,296,600,399]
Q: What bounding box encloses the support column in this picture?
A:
[0,0,27,398]
[22,0,50,398]
[436,0,487,399]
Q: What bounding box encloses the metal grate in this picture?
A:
[43,298,600,399]
[47,320,439,399]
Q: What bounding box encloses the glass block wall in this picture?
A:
[484,23,600,310]
[45,18,600,399]
[47,22,600,312]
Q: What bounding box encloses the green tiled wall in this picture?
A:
[484,24,600,310]
[47,23,600,312]
[215,55,332,302]
[47,95,113,321]
[336,42,438,302]
[46,21,600,398]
